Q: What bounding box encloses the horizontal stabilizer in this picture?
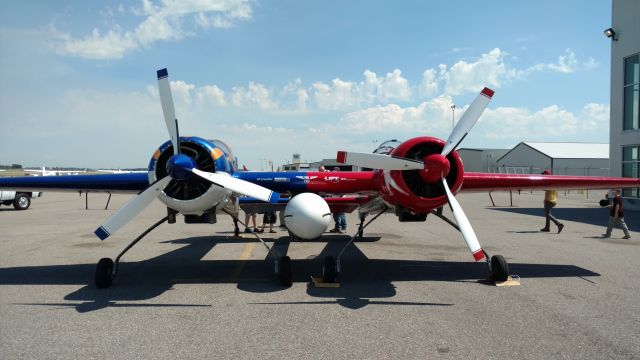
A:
[336,151,423,170]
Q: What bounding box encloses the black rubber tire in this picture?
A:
[278,256,292,287]
[322,256,337,283]
[13,193,30,210]
[95,258,114,288]
[490,255,509,282]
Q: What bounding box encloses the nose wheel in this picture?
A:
[95,258,114,288]
[322,256,337,283]
[277,256,292,287]
[489,255,509,282]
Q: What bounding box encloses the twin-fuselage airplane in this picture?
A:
[1,68,638,289]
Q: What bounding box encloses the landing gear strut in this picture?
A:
[224,210,292,287]
[94,216,169,288]
[433,211,510,282]
[321,209,387,283]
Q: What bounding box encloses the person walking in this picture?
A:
[540,170,564,234]
[602,189,631,239]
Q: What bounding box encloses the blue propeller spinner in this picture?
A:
[166,153,195,181]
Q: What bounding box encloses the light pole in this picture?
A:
[450,104,456,131]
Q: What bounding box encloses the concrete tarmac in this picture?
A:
[1,191,639,359]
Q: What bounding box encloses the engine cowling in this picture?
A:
[381,136,464,214]
[148,137,234,215]
[284,193,332,239]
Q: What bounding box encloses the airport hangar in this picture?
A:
[494,142,610,176]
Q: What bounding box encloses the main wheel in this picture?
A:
[322,256,337,283]
[490,255,509,282]
[13,193,30,210]
[278,256,292,287]
[95,258,114,288]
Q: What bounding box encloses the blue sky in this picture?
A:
[0,0,614,169]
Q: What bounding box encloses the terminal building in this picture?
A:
[608,0,639,209]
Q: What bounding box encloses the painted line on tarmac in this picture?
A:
[228,242,257,281]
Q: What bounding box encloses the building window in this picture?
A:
[623,54,639,130]
[622,145,639,198]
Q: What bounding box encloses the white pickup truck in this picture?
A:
[0,191,42,210]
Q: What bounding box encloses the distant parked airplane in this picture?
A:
[97,169,147,174]
[24,167,85,176]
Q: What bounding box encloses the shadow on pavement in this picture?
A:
[0,235,600,312]
[489,207,639,232]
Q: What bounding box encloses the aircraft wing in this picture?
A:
[0,173,149,193]
[461,172,640,192]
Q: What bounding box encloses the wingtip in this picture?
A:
[336,151,347,164]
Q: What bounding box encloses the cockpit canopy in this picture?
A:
[210,139,236,172]
[374,139,402,155]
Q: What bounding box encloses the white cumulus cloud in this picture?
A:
[230,82,278,110]
[196,84,227,106]
[478,103,608,140]
[311,69,412,110]
[340,95,454,133]
[528,49,598,74]
[51,0,253,59]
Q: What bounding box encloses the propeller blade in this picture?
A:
[157,68,180,155]
[441,87,494,156]
[192,168,280,203]
[94,176,172,240]
[441,178,486,261]
[336,151,423,170]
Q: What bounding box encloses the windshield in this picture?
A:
[374,139,401,154]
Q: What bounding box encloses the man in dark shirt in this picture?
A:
[602,189,631,239]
